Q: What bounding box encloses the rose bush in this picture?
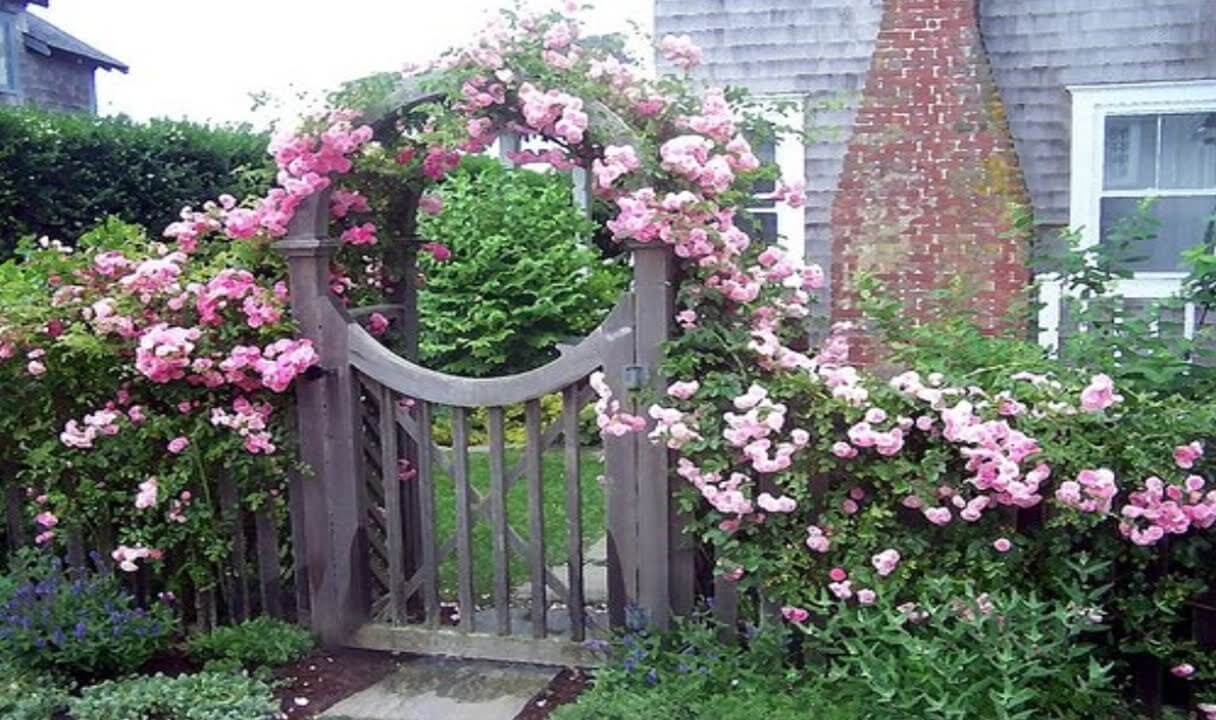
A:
[2,2,1215,714]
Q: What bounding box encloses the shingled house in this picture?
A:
[656,0,1216,352]
[0,0,127,113]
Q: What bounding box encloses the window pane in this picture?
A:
[1159,113,1216,190]
[743,210,779,243]
[1100,196,1216,271]
[751,139,776,196]
[1104,115,1158,190]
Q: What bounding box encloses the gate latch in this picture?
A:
[623,364,649,390]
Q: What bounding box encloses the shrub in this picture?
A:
[564,585,1132,720]
[69,671,279,720]
[0,662,69,720]
[0,108,269,258]
[0,549,175,677]
[186,616,314,670]
[416,156,627,377]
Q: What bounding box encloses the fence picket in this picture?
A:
[488,407,512,636]
[562,385,585,641]
[217,474,250,623]
[451,407,476,632]
[416,401,441,627]
[379,384,408,624]
[254,505,283,619]
[525,399,547,638]
[5,481,24,550]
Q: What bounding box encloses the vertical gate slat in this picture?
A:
[487,407,512,636]
[379,384,407,624]
[562,386,585,641]
[254,505,283,619]
[451,407,476,633]
[416,401,441,627]
[525,399,547,638]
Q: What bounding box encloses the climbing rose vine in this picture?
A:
[2,3,1214,709]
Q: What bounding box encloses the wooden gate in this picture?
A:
[275,115,695,665]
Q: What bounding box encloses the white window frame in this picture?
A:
[1039,80,1216,349]
[749,97,807,261]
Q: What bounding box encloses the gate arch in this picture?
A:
[275,85,695,663]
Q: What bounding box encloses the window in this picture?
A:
[746,100,806,261]
[1038,81,1216,349]
[0,12,13,92]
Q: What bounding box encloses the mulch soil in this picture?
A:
[273,647,404,718]
[138,640,591,718]
[514,667,591,720]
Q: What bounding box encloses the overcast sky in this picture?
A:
[31,0,654,128]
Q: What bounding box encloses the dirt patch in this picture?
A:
[515,667,590,719]
[273,648,404,718]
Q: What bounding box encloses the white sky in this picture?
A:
[30,0,654,128]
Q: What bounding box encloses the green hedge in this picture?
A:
[0,108,270,258]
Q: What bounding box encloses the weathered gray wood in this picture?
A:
[4,480,24,550]
[349,623,601,668]
[348,303,407,320]
[487,407,511,636]
[562,385,586,642]
[416,401,441,627]
[65,528,86,575]
[275,202,370,645]
[633,244,689,627]
[378,384,409,624]
[451,407,476,633]
[525,400,547,639]
[603,292,638,628]
[254,505,283,618]
[287,465,311,627]
[217,474,250,623]
[713,575,739,644]
[349,294,633,408]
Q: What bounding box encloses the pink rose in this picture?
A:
[1174,441,1204,470]
[993,537,1012,553]
[781,606,810,623]
[167,437,189,454]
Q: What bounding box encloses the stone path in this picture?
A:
[320,656,557,720]
[323,536,609,719]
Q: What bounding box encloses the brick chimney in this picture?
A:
[830,0,1029,362]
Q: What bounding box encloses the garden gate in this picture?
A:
[275,91,696,665]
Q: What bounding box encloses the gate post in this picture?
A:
[275,191,371,645]
[631,243,696,628]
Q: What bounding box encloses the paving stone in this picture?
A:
[321,656,557,720]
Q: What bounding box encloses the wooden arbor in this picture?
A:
[274,90,695,664]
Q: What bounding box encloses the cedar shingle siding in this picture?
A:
[656,0,1214,333]
[0,1,125,114]
[655,0,885,306]
[980,0,1216,228]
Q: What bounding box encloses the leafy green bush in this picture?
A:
[0,107,269,258]
[0,550,175,677]
[186,617,314,670]
[417,156,627,377]
[563,580,1133,720]
[0,662,69,720]
[69,671,279,720]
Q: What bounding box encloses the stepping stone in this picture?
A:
[320,656,558,720]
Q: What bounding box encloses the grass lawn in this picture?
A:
[431,447,604,601]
